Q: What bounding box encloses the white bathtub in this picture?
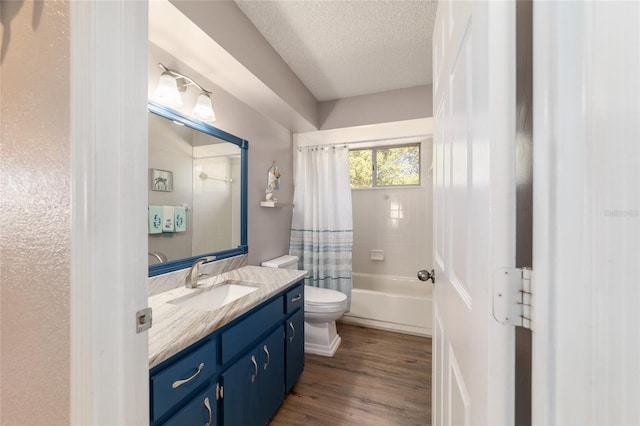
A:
[340,272,432,337]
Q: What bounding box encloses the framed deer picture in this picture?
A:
[151,168,173,192]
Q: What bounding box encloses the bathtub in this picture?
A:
[340,272,432,337]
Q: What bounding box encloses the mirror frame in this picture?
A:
[148,101,248,277]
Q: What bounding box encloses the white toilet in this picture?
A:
[261,255,348,357]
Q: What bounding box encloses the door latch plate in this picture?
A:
[136,307,153,333]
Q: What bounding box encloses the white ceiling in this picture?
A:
[235,0,438,102]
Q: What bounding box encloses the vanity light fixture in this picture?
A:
[153,63,216,122]
[154,70,183,106]
[192,92,216,122]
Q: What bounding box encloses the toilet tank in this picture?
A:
[261,255,299,270]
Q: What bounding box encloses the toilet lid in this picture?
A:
[304,285,347,304]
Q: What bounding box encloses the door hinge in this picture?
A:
[492,268,532,329]
[136,307,152,333]
[216,382,223,400]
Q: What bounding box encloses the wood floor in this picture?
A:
[270,323,432,426]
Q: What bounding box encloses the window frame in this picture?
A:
[349,142,422,189]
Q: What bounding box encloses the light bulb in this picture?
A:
[192,92,216,122]
[154,72,183,106]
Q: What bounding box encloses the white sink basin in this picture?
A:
[169,281,258,311]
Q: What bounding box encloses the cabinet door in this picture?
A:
[163,384,216,426]
[221,351,260,426]
[150,340,217,422]
[259,326,285,425]
[285,309,305,393]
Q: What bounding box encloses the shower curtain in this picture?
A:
[289,145,353,310]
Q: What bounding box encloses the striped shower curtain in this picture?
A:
[289,145,353,310]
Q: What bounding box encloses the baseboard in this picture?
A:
[339,315,432,338]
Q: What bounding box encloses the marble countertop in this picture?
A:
[148,265,308,369]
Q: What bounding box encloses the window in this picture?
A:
[349,144,421,188]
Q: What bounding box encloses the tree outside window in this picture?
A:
[349,144,421,188]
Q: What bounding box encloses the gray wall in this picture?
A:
[149,44,294,266]
[148,113,195,261]
[318,85,433,130]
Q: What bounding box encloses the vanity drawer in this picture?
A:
[285,283,304,314]
[150,339,217,422]
[220,297,284,365]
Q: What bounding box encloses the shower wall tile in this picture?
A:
[352,187,432,277]
[352,142,433,278]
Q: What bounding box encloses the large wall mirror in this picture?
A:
[148,102,248,276]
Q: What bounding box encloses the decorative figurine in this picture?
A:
[265,162,281,201]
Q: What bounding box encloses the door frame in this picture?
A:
[70,1,149,424]
[532,1,640,423]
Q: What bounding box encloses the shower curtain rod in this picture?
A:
[297,134,429,150]
[198,172,232,183]
[297,143,349,151]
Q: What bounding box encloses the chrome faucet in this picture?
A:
[186,256,217,288]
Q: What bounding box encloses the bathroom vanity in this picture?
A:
[148,266,307,425]
[145,100,304,425]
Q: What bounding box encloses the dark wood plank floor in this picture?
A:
[270,323,432,426]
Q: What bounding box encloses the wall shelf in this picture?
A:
[260,201,292,208]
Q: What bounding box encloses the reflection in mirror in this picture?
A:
[148,102,247,277]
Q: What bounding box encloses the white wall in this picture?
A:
[192,155,234,254]
[352,140,433,277]
[0,1,71,423]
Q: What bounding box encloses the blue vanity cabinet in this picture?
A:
[284,283,305,393]
[221,326,285,426]
[150,280,306,426]
[257,325,286,424]
[285,308,305,393]
[285,284,304,313]
[150,339,217,424]
[220,349,260,426]
[163,384,216,426]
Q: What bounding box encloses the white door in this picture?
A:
[432,1,516,424]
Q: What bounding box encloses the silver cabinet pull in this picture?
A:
[263,345,270,371]
[204,397,212,426]
[250,355,258,383]
[289,322,295,343]
[172,362,205,389]
[291,294,302,302]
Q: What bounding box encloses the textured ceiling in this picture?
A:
[235,0,437,102]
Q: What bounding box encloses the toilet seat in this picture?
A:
[304,286,347,313]
[304,285,347,303]
[305,302,347,313]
